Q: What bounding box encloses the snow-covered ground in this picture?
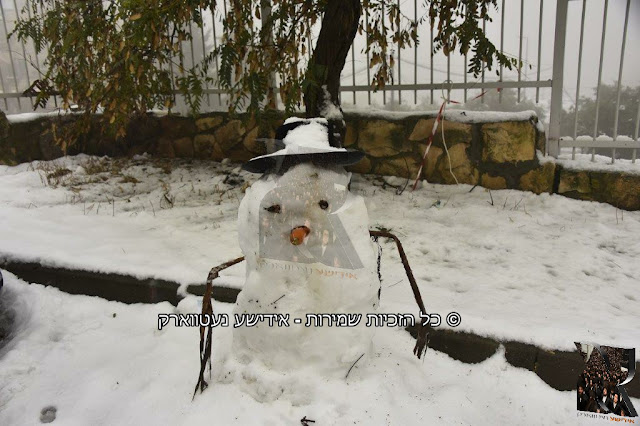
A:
[0,155,638,424]
[0,272,574,425]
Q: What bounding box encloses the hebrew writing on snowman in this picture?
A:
[194,117,429,400]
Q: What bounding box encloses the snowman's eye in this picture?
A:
[318,200,329,210]
[265,204,281,213]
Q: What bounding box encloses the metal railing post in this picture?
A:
[0,1,21,110]
[592,0,609,161]
[572,0,586,160]
[535,0,543,104]
[197,11,211,108]
[365,7,371,105]
[499,0,504,104]
[547,0,569,158]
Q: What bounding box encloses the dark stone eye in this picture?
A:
[265,204,281,213]
[318,200,329,210]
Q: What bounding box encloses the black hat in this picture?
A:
[243,117,364,173]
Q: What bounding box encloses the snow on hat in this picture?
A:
[243,117,364,173]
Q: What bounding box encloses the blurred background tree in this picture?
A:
[560,84,639,139]
[559,83,639,160]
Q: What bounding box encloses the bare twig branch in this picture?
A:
[194,256,245,398]
[369,230,429,359]
[345,353,365,379]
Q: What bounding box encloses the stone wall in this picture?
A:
[341,111,550,193]
[1,110,639,210]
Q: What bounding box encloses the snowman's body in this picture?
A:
[232,160,380,376]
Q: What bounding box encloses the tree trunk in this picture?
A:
[303,0,361,148]
[260,0,277,109]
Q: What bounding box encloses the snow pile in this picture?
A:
[342,107,538,124]
[5,111,77,123]
[282,117,331,150]
[6,109,170,124]
[319,86,344,122]
[557,150,640,175]
[254,119,347,160]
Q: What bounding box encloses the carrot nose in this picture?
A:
[290,226,310,245]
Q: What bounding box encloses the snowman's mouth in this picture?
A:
[289,226,310,245]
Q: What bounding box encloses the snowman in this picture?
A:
[232,117,379,376]
[194,117,428,398]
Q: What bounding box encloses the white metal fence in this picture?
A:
[551,0,638,162]
[0,0,638,162]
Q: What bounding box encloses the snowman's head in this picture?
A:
[240,162,364,271]
[240,117,368,270]
[257,162,364,269]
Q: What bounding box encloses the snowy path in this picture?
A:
[1,156,638,352]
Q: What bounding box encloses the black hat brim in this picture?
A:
[242,150,365,174]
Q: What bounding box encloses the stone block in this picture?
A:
[536,127,546,153]
[409,118,434,141]
[422,146,443,181]
[173,137,194,158]
[8,120,46,163]
[242,127,262,154]
[519,161,556,194]
[437,143,479,185]
[195,116,223,132]
[481,173,507,190]
[214,119,245,151]
[481,121,536,163]
[373,155,421,179]
[126,115,161,144]
[159,116,196,138]
[593,172,640,211]
[194,134,223,160]
[558,169,590,195]
[410,118,472,146]
[346,156,372,174]
[38,127,65,161]
[225,146,253,163]
[0,110,9,139]
[358,120,408,157]
[344,121,358,147]
[156,138,175,158]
